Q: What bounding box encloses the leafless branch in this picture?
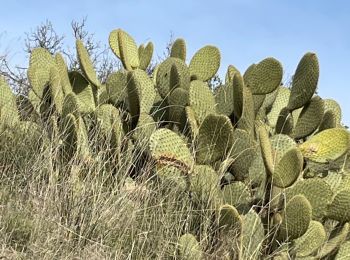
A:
[24,20,64,54]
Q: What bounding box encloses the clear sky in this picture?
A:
[1,0,349,125]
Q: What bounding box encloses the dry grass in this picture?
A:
[0,124,239,260]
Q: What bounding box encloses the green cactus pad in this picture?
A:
[338,174,350,192]
[109,29,139,70]
[260,87,280,113]
[275,108,294,135]
[225,65,240,84]
[76,39,100,87]
[150,92,169,122]
[253,94,266,116]
[267,86,291,127]
[27,48,55,98]
[222,182,252,212]
[327,188,350,222]
[77,115,90,156]
[95,104,121,135]
[97,84,109,105]
[170,38,186,61]
[0,77,19,126]
[279,194,312,240]
[28,89,41,114]
[170,63,180,90]
[190,165,221,203]
[272,148,303,188]
[196,114,234,164]
[335,240,350,260]
[258,125,274,174]
[55,53,72,95]
[69,71,89,90]
[68,71,96,112]
[248,152,267,189]
[270,134,296,164]
[241,210,265,260]
[324,99,342,127]
[133,112,157,147]
[232,72,244,119]
[156,164,187,191]
[168,87,189,126]
[230,129,258,179]
[74,86,95,114]
[189,80,216,125]
[48,66,64,114]
[215,83,234,116]
[178,233,202,260]
[62,92,80,117]
[156,57,190,98]
[318,110,337,132]
[127,69,157,117]
[237,86,255,135]
[218,204,243,233]
[60,113,79,160]
[299,128,350,163]
[292,107,303,126]
[285,178,333,220]
[318,223,349,258]
[106,71,127,104]
[292,96,324,139]
[138,42,153,70]
[149,128,193,170]
[189,45,220,81]
[292,220,326,257]
[287,52,319,110]
[322,173,343,192]
[185,106,199,138]
[243,57,283,94]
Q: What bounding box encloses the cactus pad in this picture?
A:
[299,128,350,163]
[189,80,216,125]
[189,45,220,81]
[170,38,186,61]
[106,70,127,104]
[335,240,350,260]
[324,99,342,126]
[272,148,303,188]
[279,194,312,240]
[178,234,202,260]
[286,178,333,220]
[156,57,190,98]
[327,188,350,222]
[244,57,283,94]
[138,42,153,70]
[292,220,326,257]
[149,128,193,170]
[241,210,265,260]
[27,48,55,98]
[218,204,243,233]
[127,69,157,117]
[190,165,220,203]
[0,77,19,126]
[76,39,100,87]
[55,53,72,95]
[292,96,324,139]
[196,114,234,164]
[287,52,319,110]
[109,29,139,70]
[222,182,252,212]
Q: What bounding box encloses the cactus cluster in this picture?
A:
[1,28,350,259]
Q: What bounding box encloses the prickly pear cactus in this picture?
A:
[4,27,350,260]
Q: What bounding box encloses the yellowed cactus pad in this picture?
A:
[299,128,349,163]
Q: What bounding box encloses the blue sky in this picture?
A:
[1,0,349,125]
